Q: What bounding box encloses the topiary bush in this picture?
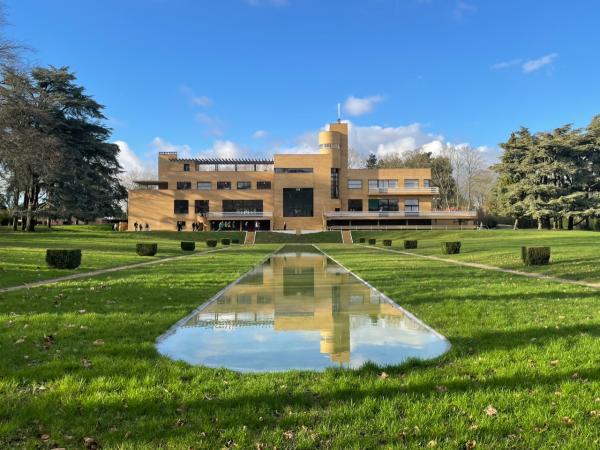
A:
[359,237,366,243]
[46,249,81,269]
[181,241,195,251]
[383,239,392,246]
[404,240,418,249]
[206,240,217,247]
[441,241,461,254]
[232,239,240,244]
[221,238,231,246]
[136,243,157,256]
[521,246,551,265]
[368,238,376,245]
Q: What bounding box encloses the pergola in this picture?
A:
[174,157,274,172]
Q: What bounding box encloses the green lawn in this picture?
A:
[353,229,600,282]
[0,231,599,448]
[255,231,342,244]
[0,226,244,288]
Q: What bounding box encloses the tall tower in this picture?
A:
[319,122,349,209]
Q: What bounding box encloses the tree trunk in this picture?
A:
[513,218,519,230]
[537,218,542,230]
[567,216,574,230]
[25,184,38,232]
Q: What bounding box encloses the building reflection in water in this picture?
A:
[157,247,449,371]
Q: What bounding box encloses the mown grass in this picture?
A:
[353,229,600,282]
[255,231,342,244]
[1,234,599,448]
[0,226,244,288]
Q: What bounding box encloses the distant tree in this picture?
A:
[365,152,378,169]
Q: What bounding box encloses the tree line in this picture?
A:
[492,115,600,230]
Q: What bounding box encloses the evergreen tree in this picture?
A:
[365,152,378,169]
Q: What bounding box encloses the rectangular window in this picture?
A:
[197,181,211,190]
[404,179,419,188]
[174,200,189,214]
[348,199,363,211]
[368,199,399,212]
[405,199,419,214]
[283,188,313,217]
[331,168,340,199]
[369,179,398,189]
[424,179,431,187]
[183,163,190,172]
[176,181,192,190]
[348,179,363,189]
[217,181,231,190]
[194,200,209,215]
[257,181,272,190]
[274,168,313,173]
[237,181,251,190]
[222,200,263,213]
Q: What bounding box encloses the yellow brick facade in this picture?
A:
[127,121,476,231]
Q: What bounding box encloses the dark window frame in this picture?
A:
[237,181,251,190]
[274,168,314,174]
[174,199,189,214]
[348,199,363,212]
[283,188,314,217]
[183,163,190,172]
[176,181,192,190]
[217,181,232,190]
[194,200,209,215]
[197,181,211,190]
[257,181,272,190]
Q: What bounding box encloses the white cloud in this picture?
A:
[180,85,213,107]
[150,137,192,158]
[114,140,145,173]
[253,129,269,139]
[491,58,522,70]
[343,95,383,116]
[522,53,558,73]
[196,113,226,137]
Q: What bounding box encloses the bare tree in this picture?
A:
[461,146,485,209]
[347,147,364,168]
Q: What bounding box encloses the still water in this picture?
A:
[157,245,449,372]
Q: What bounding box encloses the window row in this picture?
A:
[346,198,420,212]
[177,180,272,190]
[347,179,431,189]
[173,199,264,214]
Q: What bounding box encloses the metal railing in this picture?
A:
[324,210,477,219]
[207,211,273,219]
[367,186,440,195]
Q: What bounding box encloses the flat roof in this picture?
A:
[174,158,274,165]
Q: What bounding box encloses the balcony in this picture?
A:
[324,210,477,219]
[368,186,440,195]
[206,211,273,220]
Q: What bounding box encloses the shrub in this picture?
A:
[359,237,365,243]
[232,239,240,244]
[221,238,231,246]
[383,239,392,246]
[441,241,461,254]
[404,240,418,249]
[136,243,157,256]
[368,238,376,245]
[180,241,195,251]
[521,246,551,265]
[46,249,81,269]
[206,240,217,247]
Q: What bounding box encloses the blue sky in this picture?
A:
[5,0,600,172]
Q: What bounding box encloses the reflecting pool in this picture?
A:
[157,245,449,372]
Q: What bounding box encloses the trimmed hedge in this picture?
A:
[441,241,461,254]
[383,239,392,247]
[45,249,81,269]
[522,246,551,265]
[368,238,376,245]
[359,237,366,243]
[206,240,217,247]
[221,238,231,246]
[232,239,240,244]
[181,241,195,251]
[136,243,157,256]
[404,240,418,249]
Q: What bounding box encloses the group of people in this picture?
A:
[133,222,149,231]
[215,220,262,231]
[191,222,203,231]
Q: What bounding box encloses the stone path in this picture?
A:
[365,245,600,290]
[0,247,231,294]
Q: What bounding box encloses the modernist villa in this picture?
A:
[128,121,477,231]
